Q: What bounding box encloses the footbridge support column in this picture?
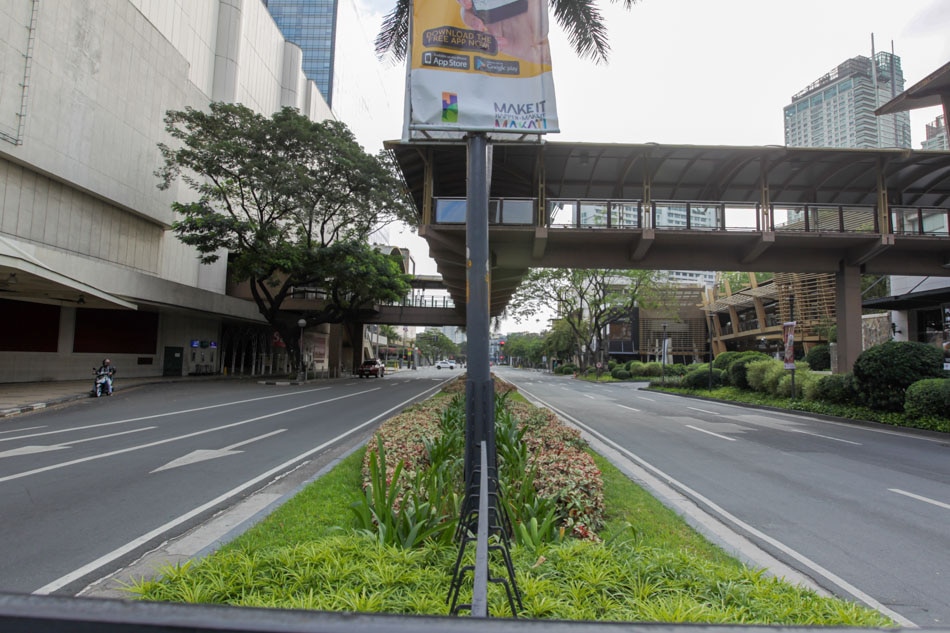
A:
[835,262,862,373]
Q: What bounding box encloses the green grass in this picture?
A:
[128,439,894,626]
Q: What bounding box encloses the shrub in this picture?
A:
[812,373,857,405]
[626,361,647,375]
[682,367,724,390]
[728,352,772,390]
[804,344,831,371]
[712,351,742,371]
[904,378,950,420]
[559,364,576,375]
[641,362,663,377]
[746,359,782,394]
[776,368,818,399]
[611,368,631,380]
[852,341,945,412]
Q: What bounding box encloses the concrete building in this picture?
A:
[921,115,948,151]
[0,0,334,383]
[784,52,911,149]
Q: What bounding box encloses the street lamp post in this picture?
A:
[296,318,307,383]
[661,322,668,385]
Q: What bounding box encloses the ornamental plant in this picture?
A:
[852,341,945,412]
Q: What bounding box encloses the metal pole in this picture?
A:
[661,323,667,385]
[708,313,714,390]
[464,132,495,489]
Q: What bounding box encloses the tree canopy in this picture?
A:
[507,268,666,368]
[156,102,417,369]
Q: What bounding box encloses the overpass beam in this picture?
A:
[848,234,894,267]
[629,228,654,261]
[740,232,775,264]
[835,262,862,374]
[532,226,548,259]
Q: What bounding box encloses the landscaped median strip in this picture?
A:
[127,378,895,625]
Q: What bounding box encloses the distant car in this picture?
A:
[357,359,385,378]
[434,360,456,369]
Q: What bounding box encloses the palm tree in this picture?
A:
[375,0,639,64]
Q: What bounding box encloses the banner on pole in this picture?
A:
[406,0,559,135]
[782,321,796,370]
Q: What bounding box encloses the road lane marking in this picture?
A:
[686,425,737,442]
[152,429,287,473]
[513,384,918,628]
[0,427,157,458]
[687,407,721,415]
[617,405,640,413]
[0,425,46,435]
[889,488,950,511]
[583,393,596,399]
[32,383,445,595]
[787,429,861,445]
[636,396,654,402]
[0,387,332,445]
[0,389,378,485]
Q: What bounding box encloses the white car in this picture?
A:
[434,360,456,369]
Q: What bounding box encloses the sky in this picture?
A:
[346,0,950,333]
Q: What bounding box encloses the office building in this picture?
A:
[784,52,911,149]
[921,115,948,150]
[263,0,338,107]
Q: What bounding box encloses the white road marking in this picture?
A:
[0,389,377,485]
[636,396,654,402]
[687,407,721,415]
[617,404,640,413]
[787,429,861,445]
[889,488,950,511]
[151,429,286,473]
[0,427,157,459]
[32,384,443,595]
[686,424,737,442]
[0,425,46,434]
[583,393,596,399]
[0,387,332,444]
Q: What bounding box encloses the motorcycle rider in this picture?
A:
[97,358,116,395]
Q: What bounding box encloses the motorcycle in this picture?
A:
[92,368,114,397]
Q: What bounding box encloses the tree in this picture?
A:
[502,332,545,367]
[507,268,665,369]
[156,102,416,373]
[415,330,458,365]
[375,0,639,65]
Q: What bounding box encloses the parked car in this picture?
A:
[357,359,385,378]
[434,360,456,369]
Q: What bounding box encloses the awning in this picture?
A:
[0,235,137,310]
[875,60,950,115]
[862,287,950,311]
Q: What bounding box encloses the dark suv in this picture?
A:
[357,359,385,378]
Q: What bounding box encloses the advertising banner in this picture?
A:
[782,321,796,370]
[942,303,950,371]
[407,0,559,134]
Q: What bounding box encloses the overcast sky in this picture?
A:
[348,0,950,332]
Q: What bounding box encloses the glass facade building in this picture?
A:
[264,0,339,107]
[783,52,911,149]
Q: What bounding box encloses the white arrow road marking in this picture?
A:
[0,388,378,485]
[151,429,286,473]
[0,427,157,458]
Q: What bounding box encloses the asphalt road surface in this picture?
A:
[0,371,455,596]
[495,367,950,628]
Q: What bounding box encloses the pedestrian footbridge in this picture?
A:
[387,141,950,370]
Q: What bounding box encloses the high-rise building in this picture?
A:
[264,0,339,107]
[921,115,948,151]
[784,52,911,149]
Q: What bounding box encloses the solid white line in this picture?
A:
[617,404,640,413]
[514,384,917,628]
[223,429,286,451]
[889,488,950,511]
[583,393,596,399]
[0,387,332,444]
[787,429,861,445]
[0,389,377,485]
[0,425,46,435]
[32,383,444,595]
[686,424,737,442]
[687,407,721,416]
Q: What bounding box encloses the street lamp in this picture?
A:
[296,318,307,383]
[661,323,668,385]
